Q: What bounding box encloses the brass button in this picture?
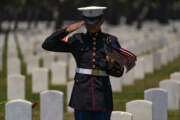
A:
[93,41,96,45]
[93,37,96,40]
[92,65,96,68]
[92,58,96,62]
[93,47,96,51]
[92,52,96,56]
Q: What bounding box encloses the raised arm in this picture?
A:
[42,21,84,52]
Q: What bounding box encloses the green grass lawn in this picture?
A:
[0,32,180,120]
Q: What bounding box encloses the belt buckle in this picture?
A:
[92,69,100,76]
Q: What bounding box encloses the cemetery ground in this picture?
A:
[0,32,180,120]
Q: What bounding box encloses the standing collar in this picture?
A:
[86,30,102,37]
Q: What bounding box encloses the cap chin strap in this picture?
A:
[83,15,104,25]
[85,19,104,26]
[83,15,103,20]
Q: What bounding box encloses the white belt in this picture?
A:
[76,68,108,76]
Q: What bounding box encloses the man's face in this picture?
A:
[84,18,104,32]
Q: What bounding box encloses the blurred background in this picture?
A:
[0,0,180,31]
[1,0,180,120]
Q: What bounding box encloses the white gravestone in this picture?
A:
[32,68,49,93]
[110,76,122,92]
[134,57,145,80]
[167,46,174,62]
[170,72,180,82]
[144,88,168,120]
[170,44,177,61]
[55,53,68,63]
[126,100,152,120]
[68,56,76,80]
[40,90,64,120]
[6,99,32,120]
[26,56,39,75]
[122,68,135,86]
[42,53,56,69]
[170,79,180,108]
[164,46,170,63]
[143,54,154,74]
[7,34,18,58]
[153,50,162,70]
[111,111,133,120]
[23,52,34,62]
[51,62,67,85]
[173,43,179,59]
[7,58,21,75]
[159,80,179,110]
[160,47,169,66]
[7,74,25,100]
[67,81,74,112]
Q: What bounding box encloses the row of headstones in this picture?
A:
[110,39,180,92]
[160,71,180,110]
[7,70,49,100]
[15,23,178,61]
[7,24,179,94]
[16,32,69,83]
[7,64,66,100]
[10,31,180,96]
[7,33,22,76]
[7,62,180,115]
[81,22,176,56]
[1,20,178,32]
[112,67,180,116]
[39,37,180,92]
[66,71,180,114]
[8,65,73,101]
[106,77,179,119]
[4,40,180,118]
[15,22,180,76]
[7,68,180,118]
[6,32,53,99]
[106,23,179,56]
[1,21,55,31]
[6,30,180,98]
[16,22,179,67]
[5,88,170,120]
[53,31,178,81]
[32,35,180,90]
[6,33,25,101]
[3,21,180,119]
[6,90,63,120]
[6,32,70,100]
[5,33,67,100]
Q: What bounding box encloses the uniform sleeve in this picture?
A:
[110,36,121,49]
[42,28,76,52]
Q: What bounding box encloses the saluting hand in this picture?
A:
[66,21,85,33]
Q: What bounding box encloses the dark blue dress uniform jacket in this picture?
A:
[42,28,122,112]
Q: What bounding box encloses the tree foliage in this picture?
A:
[0,0,179,27]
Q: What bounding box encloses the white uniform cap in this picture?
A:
[78,6,107,17]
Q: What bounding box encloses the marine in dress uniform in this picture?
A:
[42,6,125,120]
